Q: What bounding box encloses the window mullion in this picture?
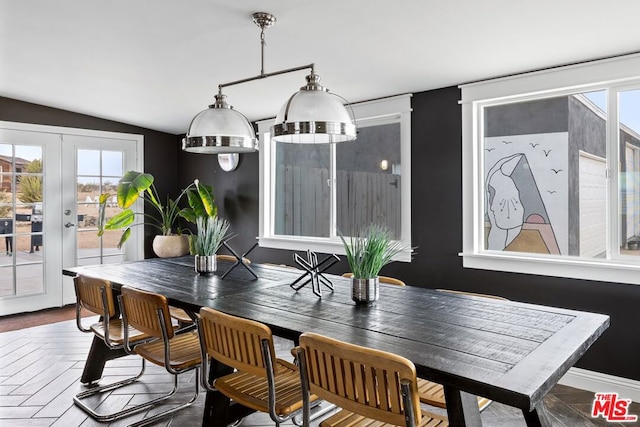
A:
[329,143,337,240]
[607,88,619,259]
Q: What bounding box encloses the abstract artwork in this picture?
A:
[484,133,568,255]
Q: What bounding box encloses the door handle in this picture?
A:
[64,222,75,228]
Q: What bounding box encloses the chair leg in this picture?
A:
[127,368,200,427]
[73,358,147,421]
[74,360,195,423]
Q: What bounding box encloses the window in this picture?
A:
[258,94,412,260]
[461,53,640,284]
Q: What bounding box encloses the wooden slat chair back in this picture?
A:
[74,275,117,319]
[436,288,508,301]
[120,286,174,340]
[198,306,274,377]
[198,307,316,425]
[295,332,448,427]
[217,254,251,264]
[74,274,153,347]
[169,306,198,324]
[342,272,406,287]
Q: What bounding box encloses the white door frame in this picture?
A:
[61,130,144,304]
[0,121,143,314]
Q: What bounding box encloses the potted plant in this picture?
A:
[340,224,407,305]
[97,171,216,258]
[628,236,640,250]
[191,215,230,275]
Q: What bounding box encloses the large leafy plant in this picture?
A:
[179,179,217,223]
[97,171,216,248]
[339,224,407,279]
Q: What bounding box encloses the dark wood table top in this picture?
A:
[64,257,609,425]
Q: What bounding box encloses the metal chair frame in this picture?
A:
[118,295,200,427]
[72,277,150,421]
[115,287,201,427]
[73,282,200,427]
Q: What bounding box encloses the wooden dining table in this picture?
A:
[63,256,609,427]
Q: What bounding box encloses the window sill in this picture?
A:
[259,236,413,263]
[460,251,640,285]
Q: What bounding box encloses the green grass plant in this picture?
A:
[190,216,230,256]
[340,224,406,279]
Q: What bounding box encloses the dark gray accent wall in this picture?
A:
[0,96,179,257]
[176,149,265,260]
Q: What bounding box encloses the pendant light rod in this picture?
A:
[216,12,315,96]
[260,19,266,75]
[218,63,315,94]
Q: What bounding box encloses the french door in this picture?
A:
[0,122,143,316]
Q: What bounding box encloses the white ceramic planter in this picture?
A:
[152,234,189,258]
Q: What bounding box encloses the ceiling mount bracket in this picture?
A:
[252,12,276,30]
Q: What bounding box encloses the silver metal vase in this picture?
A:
[194,255,216,275]
[351,276,379,305]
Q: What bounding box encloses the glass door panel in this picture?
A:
[76,149,125,266]
[0,122,142,316]
[0,144,46,296]
[0,127,61,315]
[61,134,141,305]
[618,88,640,256]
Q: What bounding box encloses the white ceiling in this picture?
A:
[2,0,640,135]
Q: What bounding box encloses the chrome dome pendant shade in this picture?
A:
[182,93,257,154]
[182,11,355,154]
[271,72,356,144]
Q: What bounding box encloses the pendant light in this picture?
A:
[182,12,356,154]
[271,70,357,144]
[182,92,257,154]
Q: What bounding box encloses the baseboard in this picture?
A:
[559,367,640,403]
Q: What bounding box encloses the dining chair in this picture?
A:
[72,275,155,421]
[341,272,406,286]
[115,286,202,427]
[436,288,508,301]
[263,262,298,269]
[197,307,318,426]
[217,253,251,264]
[169,306,198,324]
[294,332,449,426]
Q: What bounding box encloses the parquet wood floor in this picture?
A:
[1,312,638,426]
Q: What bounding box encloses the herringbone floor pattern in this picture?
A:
[1,316,638,426]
